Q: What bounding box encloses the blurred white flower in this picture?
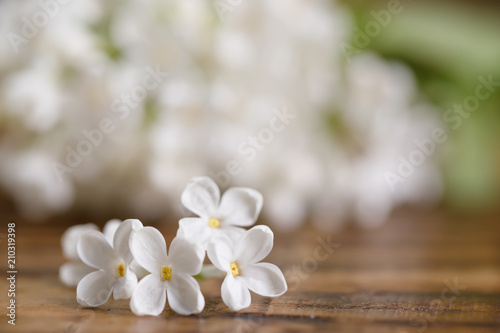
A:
[102,219,121,245]
[59,223,98,287]
[0,151,74,218]
[0,0,443,230]
[3,58,63,132]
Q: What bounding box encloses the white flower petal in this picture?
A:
[181,176,220,217]
[221,275,251,311]
[129,227,167,274]
[234,225,274,266]
[76,270,115,307]
[130,259,149,280]
[218,188,263,227]
[113,219,143,264]
[113,268,138,300]
[103,219,121,245]
[77,230,118,270]
[241,263,287,297]
[59,262,96,287]
[177,217,211,248]
[61,223,98,260]
[169,237,205,276]
[130,274,166,316]
[167,274,205,315]
[206,234,234,272]
[217,226,246,247]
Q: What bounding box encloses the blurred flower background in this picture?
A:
[0,0,499,230]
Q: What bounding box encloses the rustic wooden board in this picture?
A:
[1,209,500,332]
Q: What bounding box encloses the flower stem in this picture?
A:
[194,264,225,280]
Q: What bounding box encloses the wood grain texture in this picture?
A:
[1,209,500,332]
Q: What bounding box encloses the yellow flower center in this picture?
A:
[117,264,125,278]
[230,262,239,277]
[208,218,220,228]
[161,266,172,281]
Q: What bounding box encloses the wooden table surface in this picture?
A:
[1,209,500,332]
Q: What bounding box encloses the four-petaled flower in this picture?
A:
[129,227,205,316]
[76,219,143,306]
[207,225,287,311]
[60,219,121,287]
[178,176,263,249]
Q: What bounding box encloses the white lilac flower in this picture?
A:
[102,219,149,280]
[76,219,143,306]
[0,0,444,231]
[59,223,98,287]
[177,177,263,249]
[338,53,443,228]
[102,219,121,245]
[102,220,150,280]
[3,58,64,133]
[207,225,287,311]
[59,219,127,287]
[129,227,205,316]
